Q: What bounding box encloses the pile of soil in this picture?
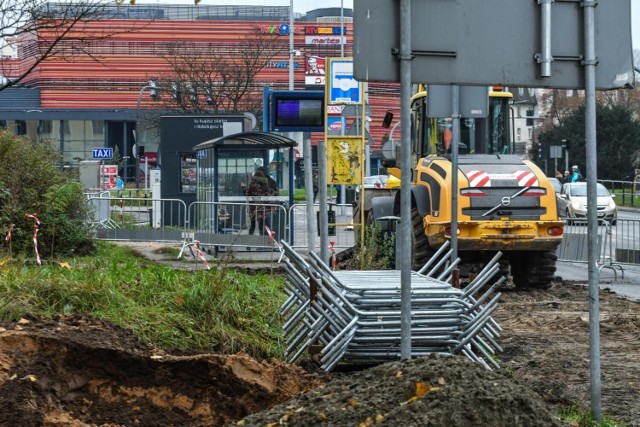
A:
[0,314,326,426]
[239,354,563,426]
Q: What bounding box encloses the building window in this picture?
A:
[180,153,197,193]
[39,120,53,136]
[92,120,104,135]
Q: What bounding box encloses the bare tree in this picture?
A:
[153,29,288,117]
[0,0,148,90]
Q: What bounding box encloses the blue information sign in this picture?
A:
[92,148,113,160]
[329,59,361,104]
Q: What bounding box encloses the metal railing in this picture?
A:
[556,218,640,271]
[598,179,640,208]
[86,194,640,268]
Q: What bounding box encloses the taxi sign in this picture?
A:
[92,148,113,160]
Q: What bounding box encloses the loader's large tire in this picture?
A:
[510,250,557,289]
[411,207,433,271]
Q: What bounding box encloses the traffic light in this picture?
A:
[537,142,543,158]
[382,111,393,128]
[526,109,534,126]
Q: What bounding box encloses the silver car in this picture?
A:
[557,182,617,224]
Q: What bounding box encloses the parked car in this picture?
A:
[557,182,617,224]
[547,177,562,194]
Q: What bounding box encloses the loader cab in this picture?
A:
[410,87,512,162]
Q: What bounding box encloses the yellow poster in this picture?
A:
[327,136,363,185]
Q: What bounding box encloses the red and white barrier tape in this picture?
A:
[329,240,337,270]
[264,226,285,263]
[5,223,14,241]
[25,213,41,266]
[193,240,210,270]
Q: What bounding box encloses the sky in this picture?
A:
[138,0,639,52]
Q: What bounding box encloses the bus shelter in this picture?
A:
[192,131,297,247]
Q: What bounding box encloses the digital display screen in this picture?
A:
[270,90,324,132]
[275,99,323,128]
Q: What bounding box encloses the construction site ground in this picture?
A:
[0,241,639,426]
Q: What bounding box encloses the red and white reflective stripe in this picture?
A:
[513,170,539,187]
[193,240,210,270]
[25,213,41,266]
[466,170,491,187]
[5,223,14,241]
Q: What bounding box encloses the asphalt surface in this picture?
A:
[556,260,640,302]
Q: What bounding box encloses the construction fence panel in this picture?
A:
[556,219,640,267]
[186,200,288,251]
[289,203,356,250]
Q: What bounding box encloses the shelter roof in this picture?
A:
[193,131,297,151]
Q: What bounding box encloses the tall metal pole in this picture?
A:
[584,0,602,421]
[450,85,459,263]
[289,0,294,91]
[399,0,412,360]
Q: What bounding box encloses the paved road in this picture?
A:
[556,260,640,302]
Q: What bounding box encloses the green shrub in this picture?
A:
[0,130,94,258]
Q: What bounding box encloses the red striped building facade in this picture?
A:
[2,5,400,172]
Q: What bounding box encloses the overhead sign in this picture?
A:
[328,58,362,104]
[353,0,635,90]
[92,148,113,160]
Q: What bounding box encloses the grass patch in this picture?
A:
[0,242,287,359]
[559,405,627,427]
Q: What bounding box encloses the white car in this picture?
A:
[557,182,617,224]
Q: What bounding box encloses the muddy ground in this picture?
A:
[1,243,639,426]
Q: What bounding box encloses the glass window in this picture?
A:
[92,120,104,134]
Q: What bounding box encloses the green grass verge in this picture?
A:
[0,242,287,359]
[559,405,627,427]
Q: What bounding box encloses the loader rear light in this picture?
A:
[460,188,487,197]
[444,227,460,237]
[522,188,546,197]
[547,227,563,236]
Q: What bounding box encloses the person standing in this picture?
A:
[571,165,583,183]
[562,170,571,183]
[245,169,274,236]
[116,176,124,197]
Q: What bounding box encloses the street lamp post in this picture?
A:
[135,80,158,189]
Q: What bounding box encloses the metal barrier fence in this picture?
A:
[86,194,290,251]
[86,194,640,268]
[86,195,358,251]
[556,219,640,276]
[87,195,188,242]
[186,201,288,252]
[289,203,356,251]
[598,179,640,208]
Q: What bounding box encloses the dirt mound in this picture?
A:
[239,354,563,427]
[0,314,325,426]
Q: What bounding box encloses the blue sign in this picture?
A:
[92,148,113,160]
[329,59,361,104]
